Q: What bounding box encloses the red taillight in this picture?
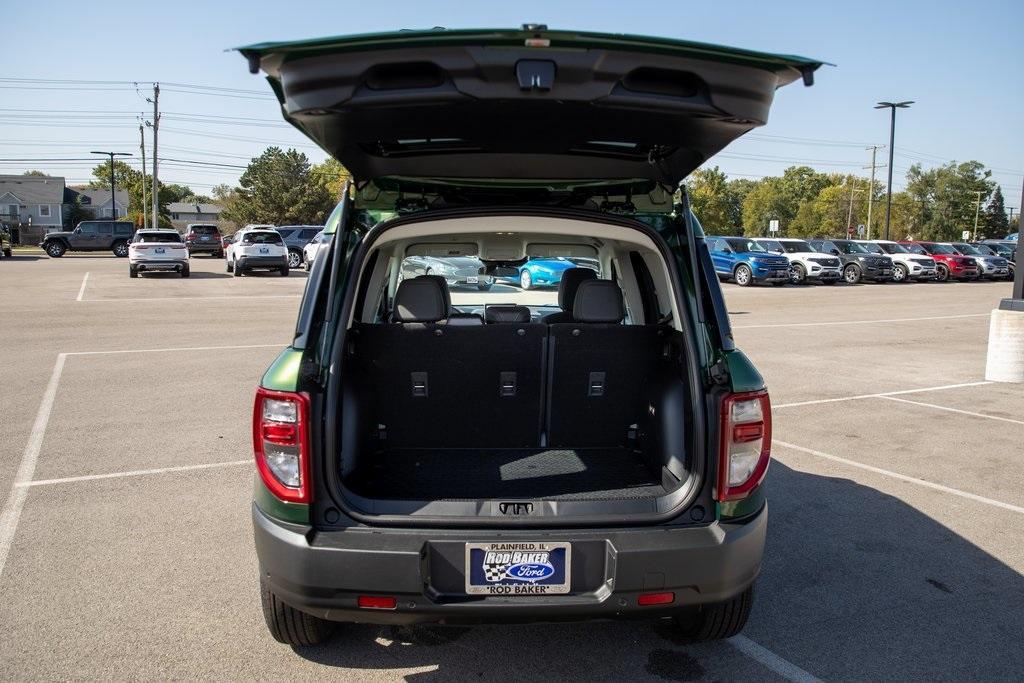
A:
[638,592,675,606]
[253,387,310,504]
[133,244,147,250]
[717,390,772,502]
[357,595,397,610]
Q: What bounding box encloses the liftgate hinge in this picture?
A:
[709,359,731,386]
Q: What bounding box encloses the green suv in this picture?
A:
[242,26,821,646]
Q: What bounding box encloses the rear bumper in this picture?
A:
[238,255,288,269]
[187,242,221,253]
[253,502,767,625]
[131,258,188,271]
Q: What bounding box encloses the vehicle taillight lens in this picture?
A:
[253,388,310,503]
[717,390,772,502]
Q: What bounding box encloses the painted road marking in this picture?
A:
[75,272,89,301]
[774,381,993,409]
[774,440,1024,515]
[734,312,988,329]
[728,635,824,683]
[19,461,250,488]
[0,354,66,578]
[877,395,1024,426]
[67,343,284,356]
[79,294,301,303]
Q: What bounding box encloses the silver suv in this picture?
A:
[276,225,323,268]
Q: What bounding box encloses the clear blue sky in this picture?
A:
[3,0,1022,207]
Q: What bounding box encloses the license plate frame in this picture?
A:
[466,276,479,284]
[464,541,571,595]
[154,247,165,254]
[259,247,269,254]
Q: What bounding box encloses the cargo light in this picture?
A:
[717,390,772,502]
[637,592,675,606]
[253,387,310,503]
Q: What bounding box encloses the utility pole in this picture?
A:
[875,101,913,240]
[138,123,148,229]
[864,145,883,240]
[1008,206,1016,226]
[90,151,131,219]
[846,181,862,236]
[972,190,985,241]
[146,83,160,229]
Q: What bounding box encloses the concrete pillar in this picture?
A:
[985,307,1024,383]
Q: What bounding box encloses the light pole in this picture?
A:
[90,151,131,219]
[875,101,913,240]
[972,190,985,241]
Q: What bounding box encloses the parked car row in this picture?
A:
[707,235,1017,286]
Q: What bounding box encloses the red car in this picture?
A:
[900,241,979,282]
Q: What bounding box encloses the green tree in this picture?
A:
[162,183,210,204]
[224,147,334,226]
[22,170,49,177]
[740,166,832,235]
[789,182,869,238]
[725,178,756,232]
[312,157,352,200]
[687,167,733,232]
[983,186,1009,237]
[904,161,995,241]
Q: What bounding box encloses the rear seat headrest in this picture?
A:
[393,276,448,323]
[485,305,531,323]
[573,280,625,323]
[557,268,598,312]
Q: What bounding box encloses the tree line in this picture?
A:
[687,161,1015,241]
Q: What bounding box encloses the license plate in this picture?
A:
[465,542,571,595]
[201,236,210,241]
[155,247,165,254]
[881,269,891,275]
[467,276,479,284]
[259,247,269,254]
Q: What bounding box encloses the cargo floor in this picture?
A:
[349,448,667,501]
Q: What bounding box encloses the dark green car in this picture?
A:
[242,26,821,646]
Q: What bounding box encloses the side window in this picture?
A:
[300,229,319,239]
[98,224,113,236]
[115,224,132,235]
[79,223,98,235]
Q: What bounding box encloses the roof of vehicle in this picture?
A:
[237,27,825,185]
[135,228,180,233]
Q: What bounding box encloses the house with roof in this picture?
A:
[0,174,66,244]
[65,186,130,221]
[167,201,226,230]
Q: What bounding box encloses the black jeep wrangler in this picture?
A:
[40,220,136,257]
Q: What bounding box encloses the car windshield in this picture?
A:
[136,232,182,243]
[878,242,910,254]
[904,243,927,255]
[928,244,958,255]
[758,240,783,252]
[780,240,813,253]
[953,244,981,255]
[727,238,766,253]
[860,243,884,254]
[398,254,600,308]
[973,245,996,256]
[242,232,283,245]
[836,241,868,254]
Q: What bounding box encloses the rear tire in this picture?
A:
[233,260,244,277]
[226,258,233,273]
[672,586,754,643]
[892,263,909,283]
[45,241,66,258]
[280,266,289,277]
[935,264,949,282]
[520,269,533,290]
[129,266,138,279]
[260,575,335,647]
[843,264,861,284]
[790,263,807,285]
[2,248,10,258]
[287,249,302,268]
[112,240,129,258]
[181,266,190,278]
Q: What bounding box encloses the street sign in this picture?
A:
[962,230,971,241]
[769,219,780,233]
[857,224,866,237]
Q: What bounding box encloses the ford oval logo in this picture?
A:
[505,562,555,582]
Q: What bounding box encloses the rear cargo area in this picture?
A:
[349,447,667,501]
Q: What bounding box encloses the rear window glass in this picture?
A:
[190,225,219,235]
[242,232,283,245]
[136,232,183,243]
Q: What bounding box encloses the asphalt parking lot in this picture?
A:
[1,253,1021,681]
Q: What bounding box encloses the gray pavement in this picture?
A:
[0,253,1021,680]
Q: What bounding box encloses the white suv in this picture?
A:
[226,228,290,277]
[861,240,936,282]
[754,237,842,284]
[128,229,190,278]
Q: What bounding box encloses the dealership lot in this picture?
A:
[1,254,1021,681]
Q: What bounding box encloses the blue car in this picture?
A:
[503,257,595,290]
[706,236,793,287]
[1006,233,1019,242]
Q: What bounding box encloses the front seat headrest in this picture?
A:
[393,276,448,323]
[573,280,625,323]
[485,305,531,323]
[557,267,598,312]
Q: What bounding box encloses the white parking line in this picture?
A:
[733,312,989,329]
[0,353,66,578]
[774,381,993,409]
[774,439,1024,515]
[67,343,285,356]
[79,294,301,303]
[877,395,1024,426]
[728,635,824,683]
[75,272,89,301]
[18,460,250,488]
